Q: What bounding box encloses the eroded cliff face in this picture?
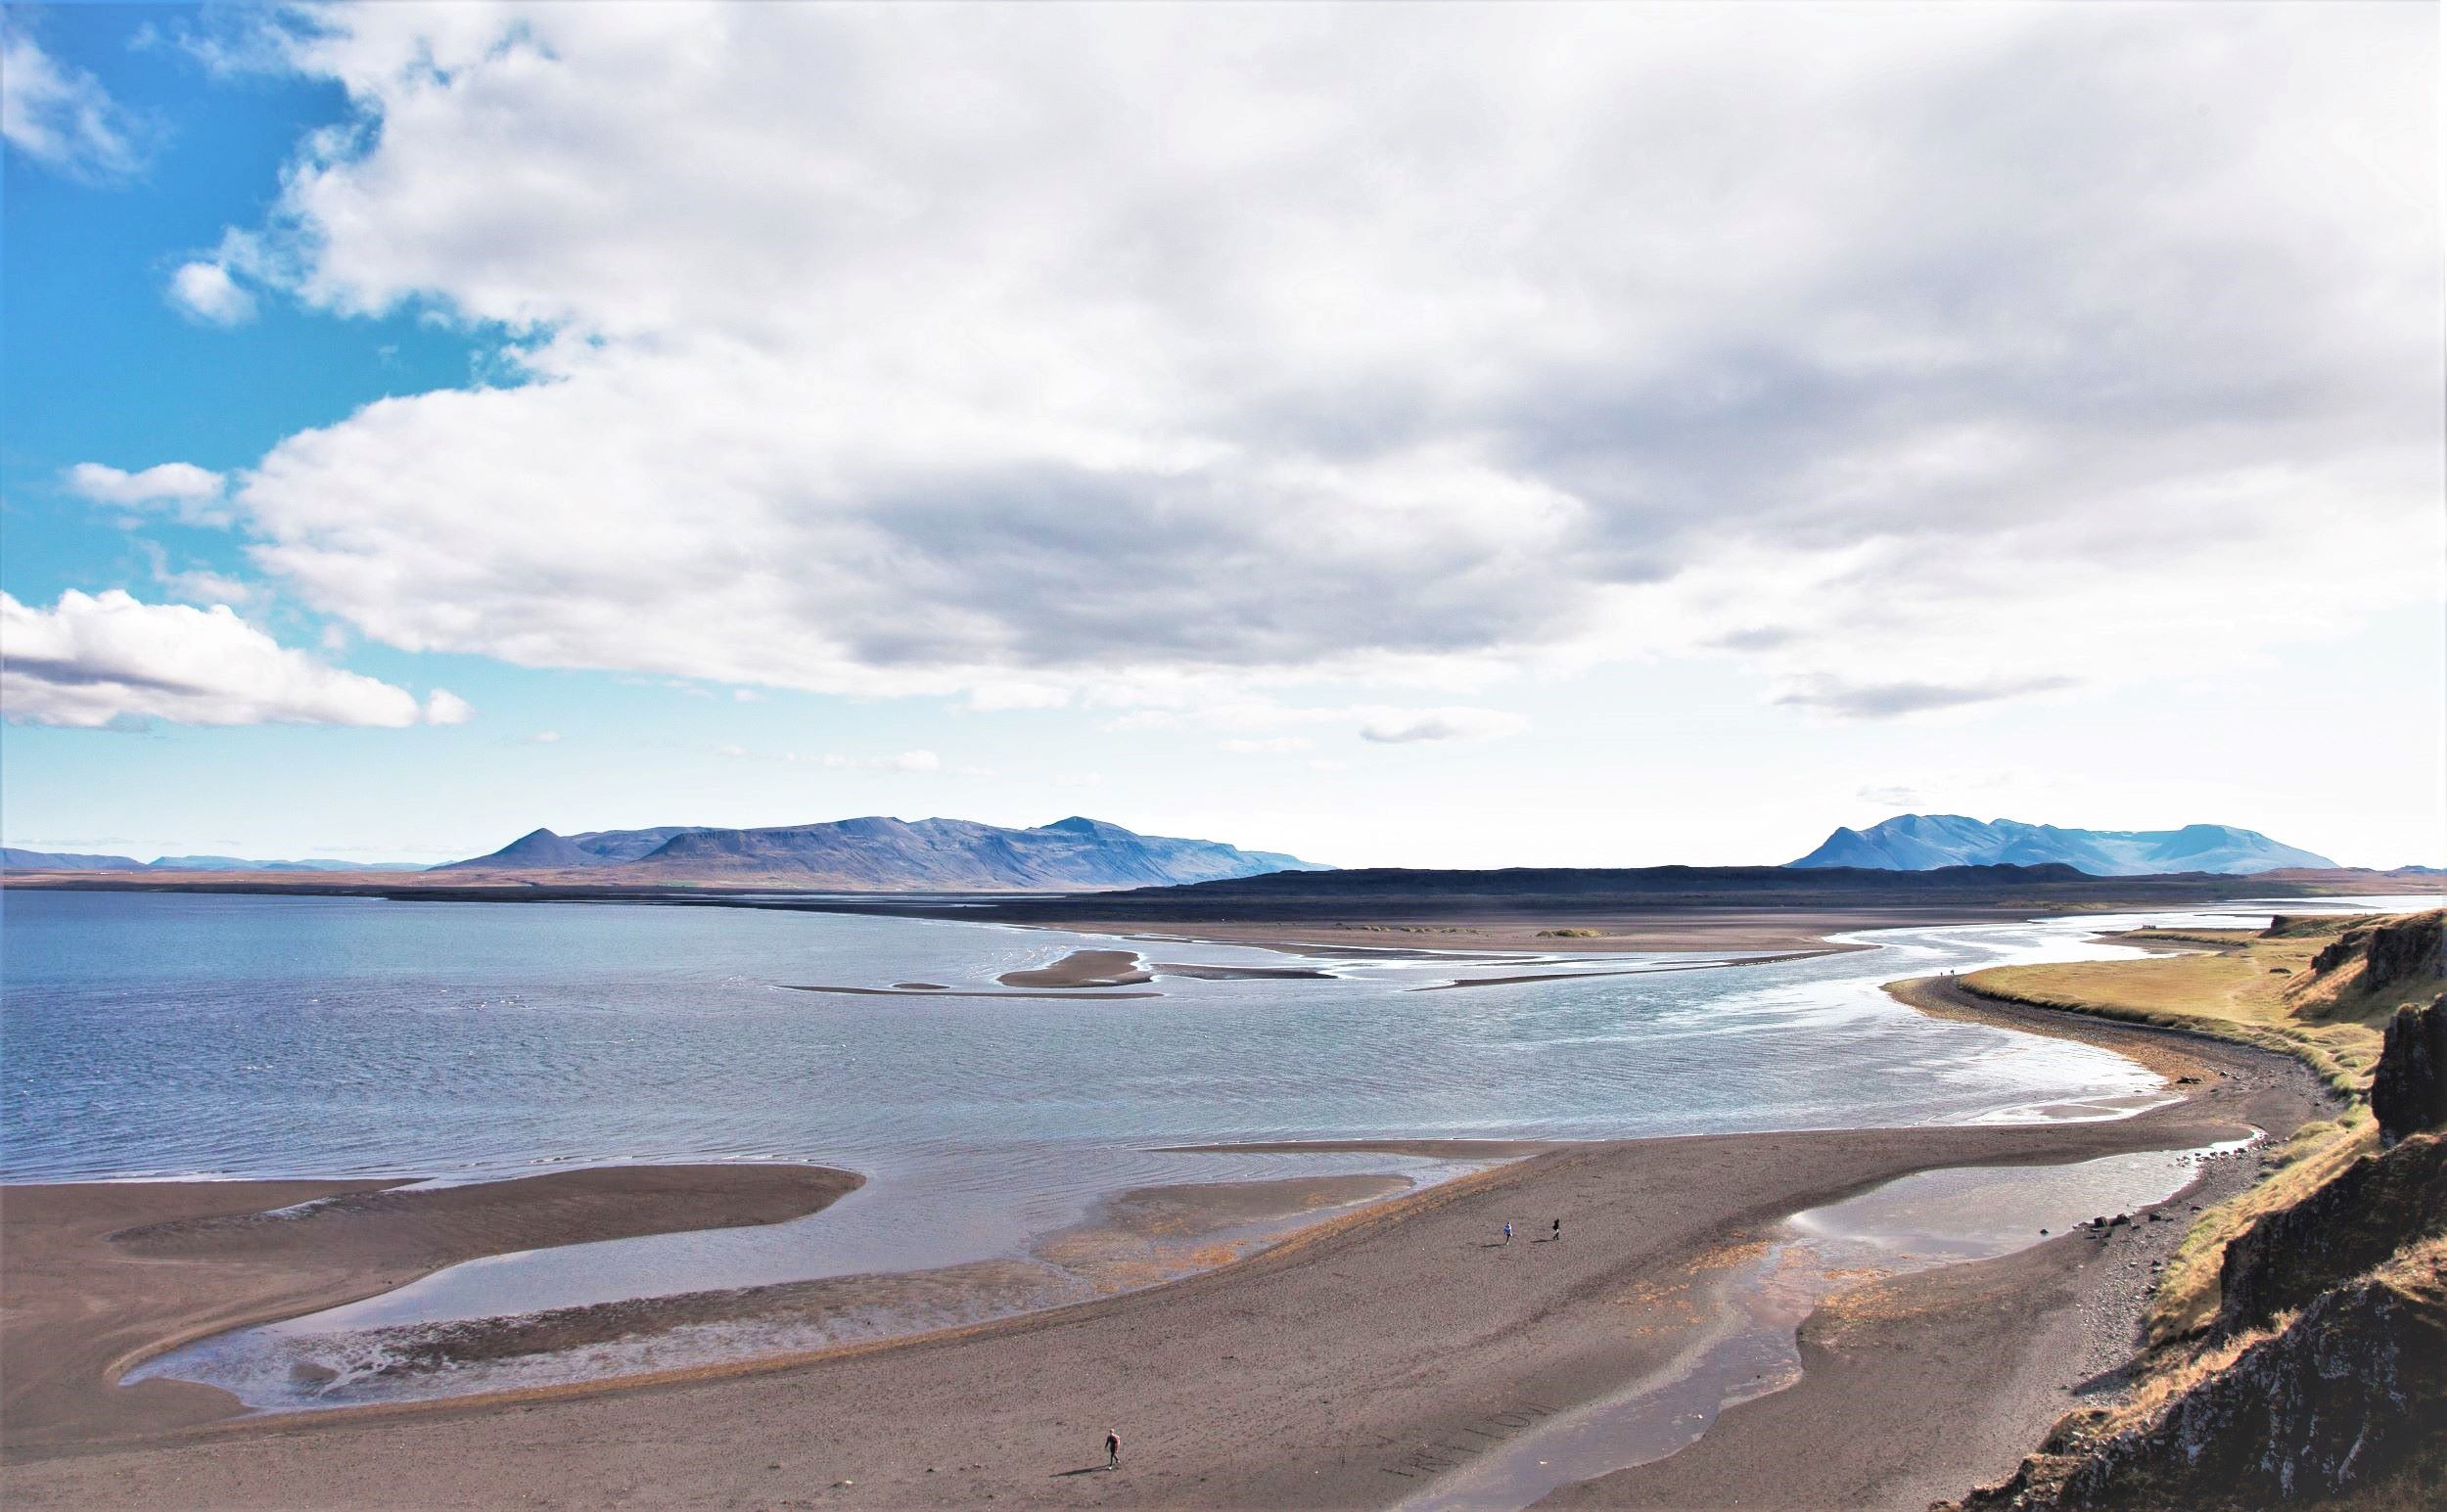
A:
[1950,979,2447,1511]
[2372,997,2447,1143]
[2294,912,2446,1022]
[2215,1132,2447,1336]
[2043,1245,2446,1510]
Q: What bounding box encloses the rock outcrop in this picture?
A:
[1959,1246,2447,1511]
[2090,1250,2445,1508]
[2214,1132,2447,1336]
[2305,911,2443,992]
[2374,996,2447,1143]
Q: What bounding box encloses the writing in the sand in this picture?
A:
[1375,1402,1558,1479]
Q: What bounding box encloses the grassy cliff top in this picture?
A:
[1962,909,2442,1095]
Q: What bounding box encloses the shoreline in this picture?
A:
[5,1117,2308,1507]
[1,945,2342,1507]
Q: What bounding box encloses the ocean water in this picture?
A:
[8,889,2416,1412]
[3,889,2197,1187]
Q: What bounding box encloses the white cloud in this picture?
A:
[1114,699,1529,747]
[529,729,563,744]
[0,590,469,728]
[804,748,945,773]
[67,462,230,526]
[1358,708,1530,745]
[730,688,763,703]
[158,567,254,606]
[167,260,258,326]
[131,539,255,606]
[1,26,145,181]
[961,681,1075,712]
[713,743,749,758]
[195,5,2437,720]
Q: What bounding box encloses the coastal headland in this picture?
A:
[3,860,2424,965]
[2,999,2326,1508]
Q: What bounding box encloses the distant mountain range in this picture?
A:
[435,814,1331,891]
[1788,814,2337,876]
[0,848,425,873]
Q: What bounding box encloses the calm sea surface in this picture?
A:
[0,889,2223,1186]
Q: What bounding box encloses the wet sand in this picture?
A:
[188,1174,1420,1410]
[1418,947,1838,990]
[998,949,1155,988]
[783,948,1164,1000]
[782,984,1165,1000]
[1031,911,1893,957]
[0,1164,860,1452]
[1540,982,2324,1511]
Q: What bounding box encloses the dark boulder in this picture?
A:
[2374,995,2447,1143]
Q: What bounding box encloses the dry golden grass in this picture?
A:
[1962,911,2440,1097]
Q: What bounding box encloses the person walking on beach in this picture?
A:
[1106,1429,1122,1470]
[1502,1221,1513,1245]
[1552,1217,1562,1242]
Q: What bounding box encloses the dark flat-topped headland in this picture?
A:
[796,862,2431,955]
[5,859,2423,956]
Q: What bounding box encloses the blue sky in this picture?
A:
[3,3,2439,869]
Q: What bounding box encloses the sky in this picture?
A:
[2,1,2440,870]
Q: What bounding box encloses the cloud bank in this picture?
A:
[1,590,470,728]
[193,4,2437,718]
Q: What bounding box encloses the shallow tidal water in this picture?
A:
[1399,1140,2251,1512]
[3,890,2420,1412]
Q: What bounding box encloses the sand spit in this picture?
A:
[0,1164,860,1451]
[781,984,1165,1000]
[1032,912,1889,958]
[1146,962,1340,981]
[997,949,1155,988]
[1417,947,1840,991]
[779,948,1170,999]
[1157,1138,1574,1160]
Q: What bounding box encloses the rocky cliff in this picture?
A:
[2033,1246,2446,1510]
[1950,981,2447,1511]
[2373,996,2447,1143]
[2214,1132,2447,1337]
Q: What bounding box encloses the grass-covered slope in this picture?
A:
[1963,909,2441,1095]
[1946,915,2447,1511]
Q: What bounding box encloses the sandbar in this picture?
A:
[0,1163,859,1451]
[996,948,1154,987]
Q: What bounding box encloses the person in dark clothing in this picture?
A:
[1106,1429,1122,1470]
[1552,1217,1562,1241]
